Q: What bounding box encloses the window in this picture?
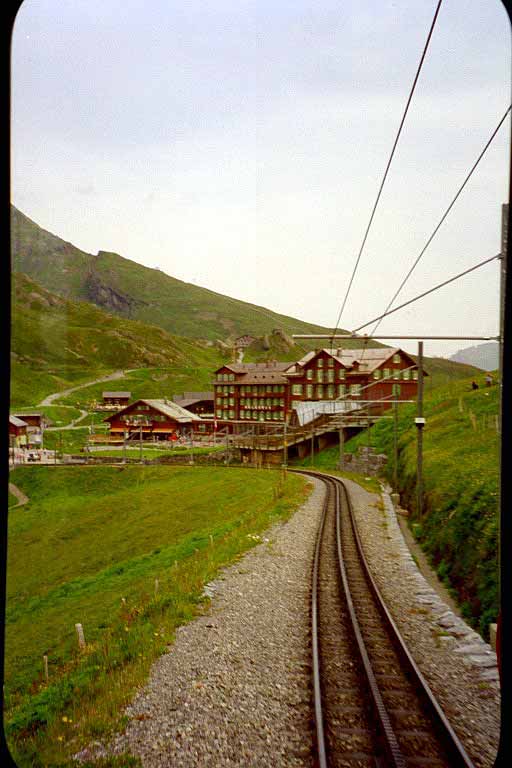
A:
[317,358,324,367]
[252,411,258,420]
[393,353,400,364]
[216,409,223,418]
[338,368,345,379]
[306,384,313,398]
[229,397,234,406]
[292,384,303,396]
[327,357,334,367]
[316,370,323,383]
[383,368,390,379]
[317,385,324,398]
[327,384,334,398]
[413,370,418,380]
[393,370,400,379]
[306,369,313,380]
[392,384,401,397]
[327,369,334,383]
[350,384,361,396]
[373,369,381,380]
[403,369,410,380]
[338,384,346,397]
[229,410,235,419]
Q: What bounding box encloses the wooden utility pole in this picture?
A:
[415,342,425,516]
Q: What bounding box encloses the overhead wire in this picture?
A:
[329,0,444,347]
[364,105,511,338]
[351,253,501,333]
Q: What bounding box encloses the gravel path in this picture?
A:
[8,482,29,508]
[77,472,500,767]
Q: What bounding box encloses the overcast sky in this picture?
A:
[11,0,511,357]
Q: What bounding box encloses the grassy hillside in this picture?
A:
[10,272,226,407]
[307,376,500,638]
[11,205,333,342]
[5,465,310,767]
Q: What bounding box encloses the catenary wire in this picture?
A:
[329,0,444,346]
[367,105,511,339]
[351,253,500,334]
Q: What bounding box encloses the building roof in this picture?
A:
[140,399,204,422]
[9,415,28,428]
[236,372,289,385]
[105,399,203,423]
[291,400,359,426]
[215,361,292,374]
[174,391,214,406]
[103,391,131,398]
[293,347,415,374]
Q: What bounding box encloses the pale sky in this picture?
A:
[11,0,511,357]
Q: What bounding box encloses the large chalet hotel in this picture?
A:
[213,346,421,427]
[102,347,422,440]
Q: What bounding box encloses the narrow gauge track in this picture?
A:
[296,470,476,768]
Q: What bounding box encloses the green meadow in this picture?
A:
[5,464,310,767]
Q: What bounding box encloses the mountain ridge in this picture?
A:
[10,205,341,343]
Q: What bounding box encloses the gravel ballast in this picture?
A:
[82,472,500,767]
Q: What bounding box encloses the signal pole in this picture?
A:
[415,342,425,517]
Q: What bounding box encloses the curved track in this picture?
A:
[299,470,476,768]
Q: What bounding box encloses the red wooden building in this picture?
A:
[173,392,215,419]
[212,348,423,427]
[104,399,202,441]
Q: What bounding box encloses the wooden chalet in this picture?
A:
[213,348,423,427]
[173,392,215,418]
[284,347,422,416]
[9,415,28,448]
[213,362,291,429]
[102,391,131,407]
[104,399,202,441]
[11,412,48,447]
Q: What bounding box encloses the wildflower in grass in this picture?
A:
[57,736,63,742]
[62,716,68,723]
[124,626,129,632]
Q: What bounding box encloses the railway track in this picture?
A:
[298,470,476,768]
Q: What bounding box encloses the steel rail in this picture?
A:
[333,478,406,768]
[295,469,477,768]
[310,475,330,768]
[337,475,476,768]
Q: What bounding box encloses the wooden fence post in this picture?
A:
[75,623,86,649]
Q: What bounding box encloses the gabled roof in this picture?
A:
[215,362,292,374]
[175,393,214,408]
[104,399,202,423]
[102,391,131,398]
[9,415,28,428]
[293,347,419,374]
[236,371,288,385]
